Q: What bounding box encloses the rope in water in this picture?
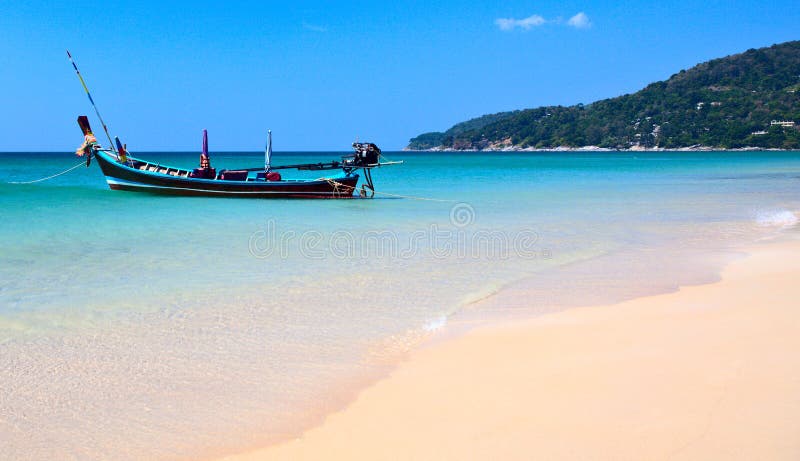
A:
[365,188,455,202]
[323,177,455,202]
[6,159,87,184]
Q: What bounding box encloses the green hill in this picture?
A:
[407,41,800,150]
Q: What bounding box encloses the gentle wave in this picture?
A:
[755,209,799,228]
[423,315,448,332]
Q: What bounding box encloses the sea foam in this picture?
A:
[423,315,448,332]
[755,209,799,228]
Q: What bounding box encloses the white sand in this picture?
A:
[218,239,800,460]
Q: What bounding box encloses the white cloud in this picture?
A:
[567,12,591,29]
[495,15,546,31]
[495,13,591,31]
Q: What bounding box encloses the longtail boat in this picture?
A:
[77,116,398,198]
[68,51,400,199]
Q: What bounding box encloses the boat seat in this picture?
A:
[189,167,216,179]
[218,170,248,181]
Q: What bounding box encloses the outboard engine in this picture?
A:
[351,142,381,166]
[341,142,383,197]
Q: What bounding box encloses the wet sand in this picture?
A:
[219,237,800,460]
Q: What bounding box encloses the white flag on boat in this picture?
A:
[265,130,272,171]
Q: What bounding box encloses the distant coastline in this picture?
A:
[407,41,800,152]
[403,145,795,152]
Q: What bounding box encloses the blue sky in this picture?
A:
[0,0,797,151]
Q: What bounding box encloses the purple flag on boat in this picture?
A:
[202,129,208,158]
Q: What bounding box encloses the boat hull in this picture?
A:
[93,151,359,198]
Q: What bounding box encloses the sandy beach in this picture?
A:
[219,236,800,460]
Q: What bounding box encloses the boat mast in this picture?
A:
[66,50,117,156]
[265,130,272,171]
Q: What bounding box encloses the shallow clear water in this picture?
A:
[1,150,799,459]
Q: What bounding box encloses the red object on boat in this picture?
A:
[266,171,281,181]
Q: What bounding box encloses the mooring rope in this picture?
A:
[365,188,456,202]
[325,177,343,197]
[5,159,87,185]
[324,177,455,202]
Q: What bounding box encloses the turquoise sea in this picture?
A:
[1,150,800,460]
